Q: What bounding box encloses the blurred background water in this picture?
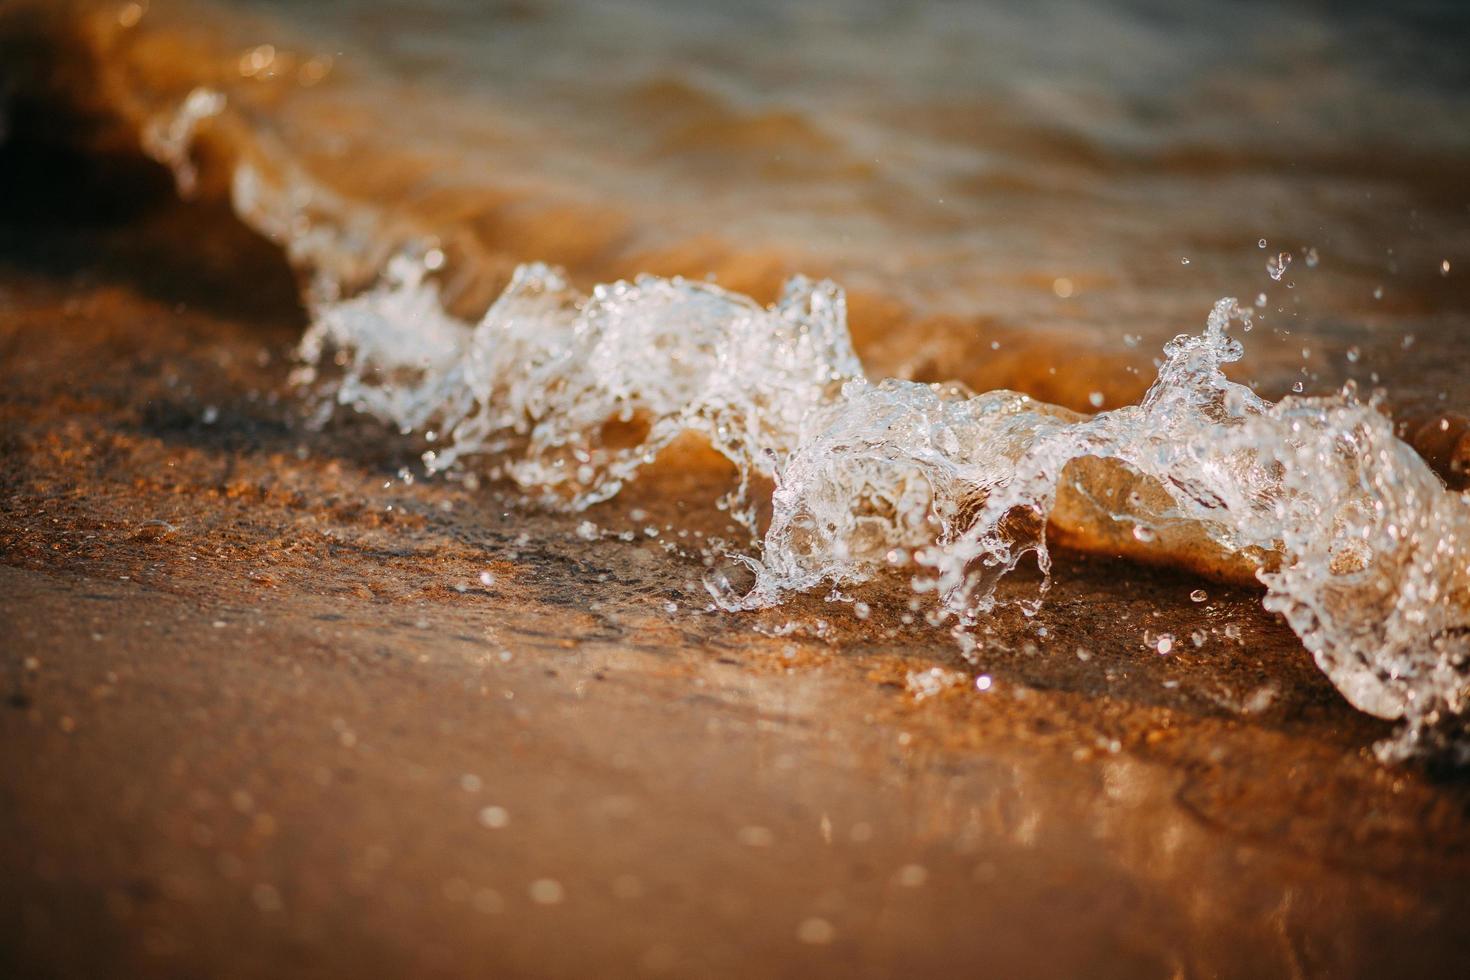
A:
[12,0,1470,409]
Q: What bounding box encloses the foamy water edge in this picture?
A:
[148,86,1470,764]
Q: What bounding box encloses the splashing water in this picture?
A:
[298,255,860,528]
[301,254,1470,761]
[132,81,1469,764]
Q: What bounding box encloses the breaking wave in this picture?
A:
[283,232,1470,762]
[67,10,1469,762]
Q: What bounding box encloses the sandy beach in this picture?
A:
[4,93,1470,977]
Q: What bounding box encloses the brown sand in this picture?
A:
[3,87,1470,980]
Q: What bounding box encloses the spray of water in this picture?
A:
[149,88,1470,763]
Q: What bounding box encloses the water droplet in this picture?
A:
[1345,346,1360,363]
[1180,257,1191,265]
[1088,391,1104,409]
[1156,634,1174,655]
[703,560,755,604]
[1131,525,1156,543]
[1267,251,1292,281]
[1291,381,1304,393]
[1442,259,1452,276]
[975,674,993,691]
[478,805,509,829]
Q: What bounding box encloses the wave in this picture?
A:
[291,246,1470,762]
[13,1,1468,762]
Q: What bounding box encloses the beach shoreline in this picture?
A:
[3,95,1470,976]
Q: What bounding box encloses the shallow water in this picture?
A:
[4,0,1469,758]
[30,0,1470,402]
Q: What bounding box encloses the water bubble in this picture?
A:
[1442,259,1452,276]
[1156,634,1174,655]
[1180,257,1191,265]
[1087,391,1105,409]
[1291,381,1304,393]
[1131,525,1156,543]
[1373,286,1384,300]
[1345,346,1360,363]
[1304,247,1319,268]
[575,520,599,541]
[1258,239,1268,249]
[975,674,993,691]
[1189,589,1207,602]
[478,805,510,829]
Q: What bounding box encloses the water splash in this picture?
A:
[136,85,1470,763]
[302,258,1470,761]
[139,86,224,197]
[300,255,860,526]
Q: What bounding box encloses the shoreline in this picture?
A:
[3,83,1470,976]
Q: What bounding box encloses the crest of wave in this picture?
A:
[296,254,861,527]
[737,298,1470,761]
[301,263,1469,762]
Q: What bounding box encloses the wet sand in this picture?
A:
[3,103,1470,978]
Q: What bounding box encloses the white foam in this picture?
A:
[300,264,1469,761]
